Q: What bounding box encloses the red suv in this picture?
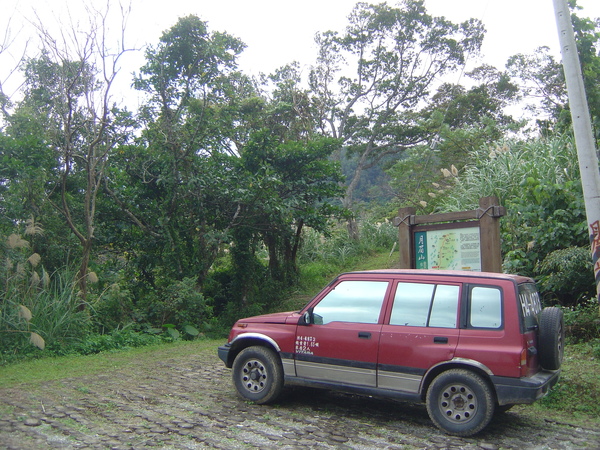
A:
[218,269,563,436]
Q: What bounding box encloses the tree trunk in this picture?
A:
[76,239,91,310]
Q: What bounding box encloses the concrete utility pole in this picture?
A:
[552,0,600,312]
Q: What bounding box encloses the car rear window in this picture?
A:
[518,282,542,330]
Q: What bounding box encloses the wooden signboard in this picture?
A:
[393,197,506,273]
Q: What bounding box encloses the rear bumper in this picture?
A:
[492,369,560,405]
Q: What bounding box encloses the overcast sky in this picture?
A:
[2,0,599,103]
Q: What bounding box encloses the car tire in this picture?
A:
[538,306,565,370]
[232,346,283,404]
[426,369,495,436]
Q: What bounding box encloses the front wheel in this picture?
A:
[232,346,283,404]
[426,369,495,436]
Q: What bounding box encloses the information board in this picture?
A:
[414,226,481,271]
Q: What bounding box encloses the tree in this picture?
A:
[239,132,345,283]
[506,1,599,141]
[105,15,250,289]
[310,0,485,238]
[506,47,568,134]
[0,8,31,120]
[386,65,521,212]
[426,65,520,130]
[7,3,134,305]
[259,62,317,142]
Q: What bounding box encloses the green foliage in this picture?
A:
[297,220,397,275]
[538,342,600,417]
[1,230,91,362]
[386,140,460,213]
[423,65,521,141]
[506,2,600,140]
[204,252,282,329]
[91,283,135,333]
[1,232,48,353]
[506,47,566,134]
[132,277,212,331]
[20,271,90,352]
[563,298,600,344]
[502,178,588,283]
[311,0,486,219]
[438,135,590,306]
[51,328,168,357]
[237,131,346,285]
[536,247,595,306]
[297,261,340,296]
[570,2,600,145]
[440,136,580,211]
[103,15,253,293]
[359,219,399,250]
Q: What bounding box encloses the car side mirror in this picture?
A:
[301,308,313,325]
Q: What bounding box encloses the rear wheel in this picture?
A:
[538,306,565,370]
[232,346,283,404]
[426,369,495,436]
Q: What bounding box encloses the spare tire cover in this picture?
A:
[537,306,565,370]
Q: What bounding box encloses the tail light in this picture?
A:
[520,345,538,377]
[520,348,528,367]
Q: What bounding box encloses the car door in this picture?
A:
[295,278,390,387]
[378,281,461,393]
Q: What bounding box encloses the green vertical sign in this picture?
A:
[415,231,427,269]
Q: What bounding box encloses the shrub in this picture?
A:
[297,220,397,267]
[136,277,212,330]
[91,283,135,333]
[23,271,90,349]
[440,136,580,211]
[67,328,168,356]
[1,230,90,361]
[563,298,600,343]
[535,247,595,306]
[358,219,398,251]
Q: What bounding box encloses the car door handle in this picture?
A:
[433,337,448,344]
[358,332,371,339]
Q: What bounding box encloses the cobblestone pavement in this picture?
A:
[1,348,599,449]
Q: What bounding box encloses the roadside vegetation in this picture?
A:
[0,0,599,425]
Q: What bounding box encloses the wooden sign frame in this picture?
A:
[393,197,506,273]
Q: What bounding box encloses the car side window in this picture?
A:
[390,282,459,328]
[312,280,388,325]
[469,286,502,329]
[429,284,460,328]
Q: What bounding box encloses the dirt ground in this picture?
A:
[1,344,599,450]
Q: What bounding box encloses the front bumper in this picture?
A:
[492,369,561,405]
[217,343,232,367]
